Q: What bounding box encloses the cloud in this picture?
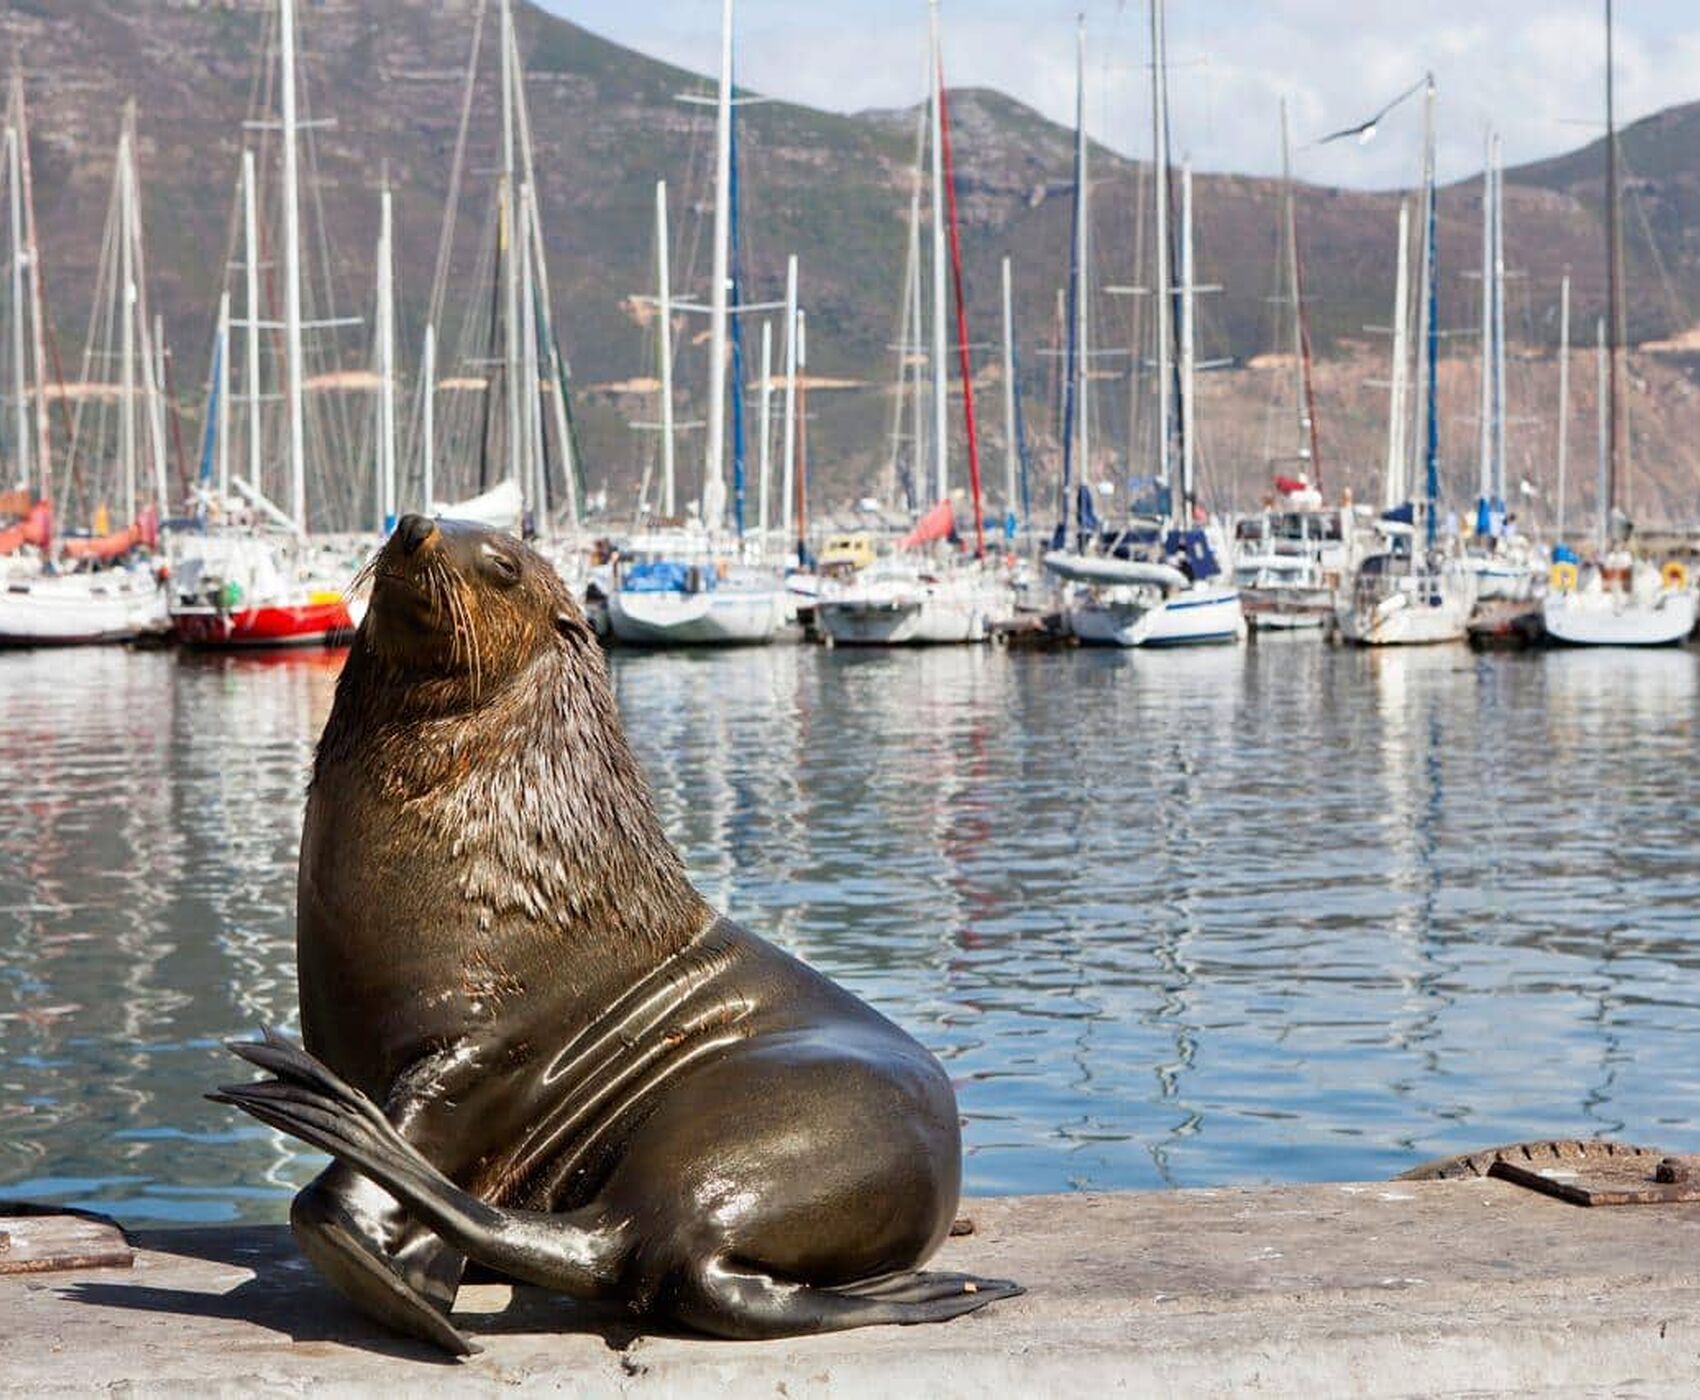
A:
[536,0,1700,189]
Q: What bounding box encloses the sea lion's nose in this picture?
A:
[396,514,437,556]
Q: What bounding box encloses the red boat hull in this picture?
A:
[171,599,356,649]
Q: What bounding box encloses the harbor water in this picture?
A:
[1,640,1698,1227]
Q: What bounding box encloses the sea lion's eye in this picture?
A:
[482,545,521,587]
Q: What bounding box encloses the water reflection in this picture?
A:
[0,648,340,1221]
[2,642,1698,1226]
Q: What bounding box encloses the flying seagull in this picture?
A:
[1317,74,1430,147]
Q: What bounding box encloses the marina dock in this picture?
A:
[8,1180,1699,1396]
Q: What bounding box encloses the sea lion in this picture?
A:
[213,514,1018,1356]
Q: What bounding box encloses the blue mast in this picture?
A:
[197,326,225,486]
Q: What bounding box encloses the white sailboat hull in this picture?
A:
[1337,575,1474,646]
[1542,589,1697,647]
[819,596,980,646]
[817,573,1011,647]
[0,569,170,646]
[1067,585,1245,648]
[608,587,784,647]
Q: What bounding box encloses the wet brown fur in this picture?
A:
[320,523,711,969]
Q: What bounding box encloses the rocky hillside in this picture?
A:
[4,0,1698,526]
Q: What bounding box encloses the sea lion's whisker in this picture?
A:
[345,551,381,604]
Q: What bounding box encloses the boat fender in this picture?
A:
[1661,561,1689,592]
[1549,561,1579,594]
[219,580,244,610]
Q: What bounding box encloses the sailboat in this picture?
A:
[1337,77,1476,647]
[815,0,1013,648]
[607,0,786,648]
[0,95,170,646]
[1046,4,1244,649]
[170,0,362,648]
[1541,0,1696,648]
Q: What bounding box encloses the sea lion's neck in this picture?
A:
[319,640,713,962]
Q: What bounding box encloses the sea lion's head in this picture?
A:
[322,514,711,953]
[358,514,594,711]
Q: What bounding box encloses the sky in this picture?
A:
[535,0,1700,189]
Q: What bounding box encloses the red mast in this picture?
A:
[937,78,985,559]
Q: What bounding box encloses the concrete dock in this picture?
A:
[5,1181,1700,1396]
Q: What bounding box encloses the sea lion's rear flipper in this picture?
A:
[213,1031,479,1355]
[291,1173,477,1357]
[672,1262,1024,1340]
[213,1031,618,1349]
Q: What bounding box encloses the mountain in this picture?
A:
[4,0,1698,527]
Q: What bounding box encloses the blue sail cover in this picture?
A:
[622,561,713,595]
[1165,528,1223,581]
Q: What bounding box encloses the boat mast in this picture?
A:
[135,227,169,518]
[888,106,926,512]
[1604,0,1625,518]
[928,0,948,504]
[908,156,928,504]
[242,149,262,504]
[1179,161,1196,525]
[1073,17,1090,518]
[422,322,436,512]
[505,14,578,533]
[1385,201,1411,510]
[1408,74,1436,504]
[1280,98,1317,480]
[153,315,170,505]
[1420,86,1440,551]
[655,179,676,518]
[1492,139,1507,516]
[499,0,524,501]
[780,254,798,555]
[1151,0,1173,488]
[1476,131,1493,525]
[758,318,772,541]
[704,0,734,530]
[794,309,808,557]
[1556,272,1570,540]
[280,0,308,533]
[119,122,137,526]
[520,181,547,541]
[1001,256,1018,534]
[14,70,48,510]
[937,77,986,557]
[216,290,231,501]
[5,121,27,495]
[1595,315,1608,551]
[377,180,396,530]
